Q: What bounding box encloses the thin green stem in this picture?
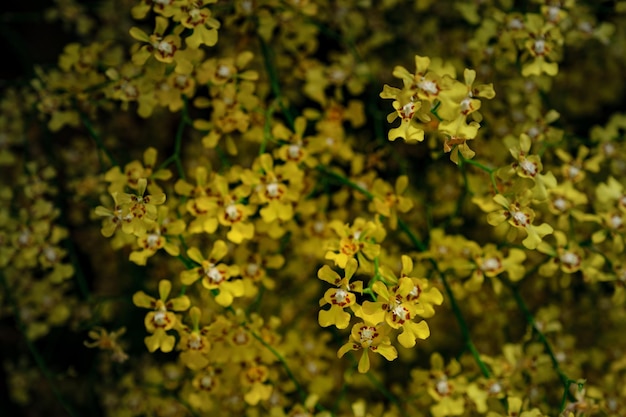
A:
[77,106,118,168]
[397,218,427,252]
[439,272,492,378]
[346,351,402,408]
[249,330,306,400]
[157,96,190,180]
[458,152,499,194]
[249,329,334,415]
[260,101,278,155]
[505,279,577,411]
[315,165,374,199]
[258,35,295,129]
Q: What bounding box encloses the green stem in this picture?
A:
[249,329,333,415]
[439,272,492,378]
[346,351,402,408]
[315,165,374,199]
[505,279,576,411]
[0,272,80,417]
[249,330,306,400]
[458,152,499,194]
[157,96,190,180]
[260,102,278,155]
[397,218,427,252]
[77,106,119,168]
[258,35,295,129]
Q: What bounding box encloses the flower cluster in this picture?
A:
[2,0,626,417]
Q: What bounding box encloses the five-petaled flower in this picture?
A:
[180,241,242,307]
[337,321,398,373]
[133,279,191,352]
[318,258,363,329]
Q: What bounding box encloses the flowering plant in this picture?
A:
[2,1,626,416]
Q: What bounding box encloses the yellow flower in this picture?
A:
[466,244,526,293]
[174,166,219,234]
[324,218,385,272]
[337,321,398,373]
[129,17,185,67]
[500,133,557,200]
[272,116,318,168]
[129,205,185,265]
[360,276,431,349]
[180,242,242,307]
[370,175,414,230]
[241,364,273,405]
[412,353,467,417]
[104,147,172,194]
[131,0,178,20]
[317,258,363,329]
[240,154,303,223]
[487,193,553,249]
[196,50,258,86]
[520,14,562,77]
[174,0,220,49]
[84,326,128,363]
[114,178,167,237]
[133,279,190,352]
[213,173,255,244]
[384,92,426,143]
[177,307,211,370]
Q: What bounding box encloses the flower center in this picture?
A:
[359,327,375,345]
[610,213,623,230]
[266,182,280,198]
[401,102,415,120]
[240,0,253,13]
[460,97,473,114]
[154,311,167,326]
[560,251,581,268]
[246,262,259,276]
[217,64,231,79]
[417,79,438,95]
[512,210,530,226]
[508,18,523,30]
[489,382,502,395]
[18,230,31,246]
[313,221,325,234]
[157,41,174,56]
[392,304,408,322]
[334,289,348,304]
[533,39,546,55]
[519,159,538,176]
[553,197,568,212]
[44,247,58,262]
[206,266,224,283]
[146,233,160,248]
[175,75,188,88]
[482,257,501,272]
[567,165,581,180]
[288,144,301,159]
[547,6,560,22]
[200,376,213,389]
[328,68,346,83]
[225,204,240,220]
[188,334,203,350]
[527,126,540,139]
[436,378,450,395]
